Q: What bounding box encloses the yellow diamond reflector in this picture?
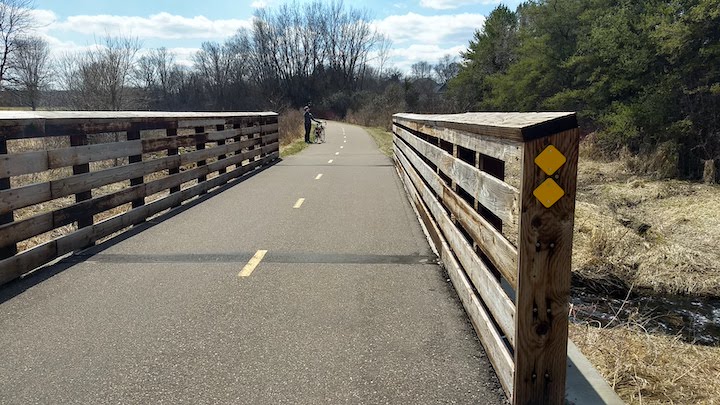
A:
[535,145,567,175]
[533,178,565,208]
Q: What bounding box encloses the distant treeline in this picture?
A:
[1,0,717,178]
[448,0,720,179]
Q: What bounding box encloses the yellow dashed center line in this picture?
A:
[293,198,305,208]
[315,173,323,180]
[239,250,268,278]
[335,152,340,155]
[328,159,333,164]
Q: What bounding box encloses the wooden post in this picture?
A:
[233,123,243,170]
[216,124,227,175]
[127,129,144,209]
[167,127,180,207]
[513,129,579,405]
[69,133,93,232]
[195,126,207,194]
[0,136,16,259]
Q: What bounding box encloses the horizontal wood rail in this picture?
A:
[0,111,279,286]
[393,112,580,404]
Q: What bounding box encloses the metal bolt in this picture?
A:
[550,243,556,249]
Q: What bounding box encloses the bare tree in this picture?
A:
[136,47,185,110]
[249,0,380,105]
[0,0,34,88]
[62,35,141,110]
[434,54,459,86]
[411,61,433,80]
[9,35,50,109]
[374,34,393,78]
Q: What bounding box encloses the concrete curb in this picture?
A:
[567,340,625,404]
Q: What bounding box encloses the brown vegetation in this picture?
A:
[573,140,720,296]
[570,323,720,404]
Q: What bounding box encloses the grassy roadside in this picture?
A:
[364,126,394,157]
[570,323,720,404]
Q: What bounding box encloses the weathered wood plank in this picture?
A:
[215,125,228,176]
[396,159,514,395]
[0,112,278,139]
[127,130,144,209]
[0,152,279,286]
[241,123,279,136]
[51,155,180,199]
[166,128,180,203]
[513,128,579,405]
[393,120,522,163]
[394,121,524,191]
[0,182,50,216]
[206,129,241,142]
[394,133,518,283]
[0,212,54,248]
[70,134,92,231]
[396,142,516,345]
[441,185,518,288]
[0,241,57,286]
[394,125,519,228]
[0,137,262,216]
[48,141,142,170]
[0,136,17,259]
[0,150,49,177]
[393,112,577,143]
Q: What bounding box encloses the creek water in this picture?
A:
[570,287,720,346]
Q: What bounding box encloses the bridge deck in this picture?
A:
[0,122,503,404]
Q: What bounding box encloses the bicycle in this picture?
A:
[313,121,326,143]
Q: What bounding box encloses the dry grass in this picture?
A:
[574,140,720,403]
[570,323,720,404]
[573,155,720,296]
[364,127,394,157]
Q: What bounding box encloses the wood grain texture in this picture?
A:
[512,129,579,405]
[0,136,16,259]
[0,152,279,286]
[0,111,278,140]
[394,134,518,286]
[395,142,516,345]
[395,156,514,395]
[0,146,272,249]
[394,134,518,282]
[0,137,264,215]
[70,133,92,231]
[393,112,577,143]
[393,119,522,162]
[394,125,520,231]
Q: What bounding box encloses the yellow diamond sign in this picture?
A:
[534,178,565,208]
[535,145,566,175]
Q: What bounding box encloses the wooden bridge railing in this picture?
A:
[0,111,280,286]
[393,112,579,404]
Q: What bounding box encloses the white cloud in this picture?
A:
[51,12,252,40]
[374,12,485,45]
[251,1,268,8]
[419,0,501,10]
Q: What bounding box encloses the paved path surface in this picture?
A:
[0,122,504,404]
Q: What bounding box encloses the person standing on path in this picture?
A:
[304,105,321,143]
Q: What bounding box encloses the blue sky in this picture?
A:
[31,0,522,72]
